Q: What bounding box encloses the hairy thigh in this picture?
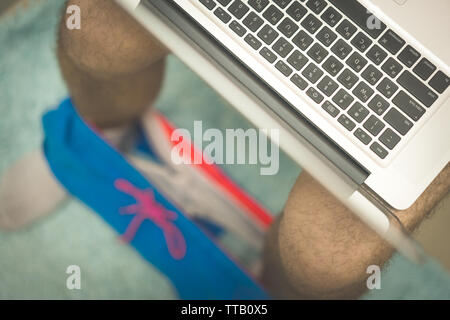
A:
[60,0,168,78]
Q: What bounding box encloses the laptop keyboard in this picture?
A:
[197,0,449,160]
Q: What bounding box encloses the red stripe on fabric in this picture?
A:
[156,113,274,228]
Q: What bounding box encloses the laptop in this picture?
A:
[119,0,449,214]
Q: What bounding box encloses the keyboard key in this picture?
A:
[382,57,403,78]
[323,56,344,76]
[348,102,369,123]
[263,5,284,25]
[228,0,249,19]
[329,0,386,38]
[287,50,309,71]
[354,128,372,145]
[214,7,232,23]
[351,32,372,53]
[370,142,388,159]
[200,0,217,10]
[307,43,329,64]
[292,30,314,51]
[429,71,450,94]
[272,37,294,58]
[338,114,356,131]
[229,20,247,37]
[331,39,353,60]
[273,0,293,9]
[301,14,323,34]
[302,63,324,84]
[306,87,325,104]
[316,26,338,47]
[378,30,405,55]
[290,74,308,90]
[257,25,279,45]
[368,94,390,116]
[275,60,294,77]
[248,0,269,12]
[322,101,340,117]
[361,65,383,86]
[277,17,299,38]
[286,1,307,22]
[366,45,388,66]
[377,78,398,98]
[353,81,374,102]
[243,12,264,32]
[337,68,359,90]
[321,6,342,27]
[333,89,354,110]
[336,19,357,40]
[259,47,277,63]
[383,108,413,135]
[364,115,385,136]
[306,0,327,14]
[398,45,421,68]
[244,34,262,50]
[392,91,426,121]
[379,128,401,150]
[413,58,436,81]
[217,0,232,5]
[317,76,339,97]
[397,71,438,107]
[346,52,368,73]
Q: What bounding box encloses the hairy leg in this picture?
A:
[262,166,450,299]
[59,0,168,128]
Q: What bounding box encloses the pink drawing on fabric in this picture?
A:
[114,179,187,260]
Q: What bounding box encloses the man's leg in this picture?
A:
[262,167,450,299]
[59,0,168,128]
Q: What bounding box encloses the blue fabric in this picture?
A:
[42,98,269,300]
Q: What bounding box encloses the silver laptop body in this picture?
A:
[121,0,450,212]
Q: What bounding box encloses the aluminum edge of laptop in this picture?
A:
[115,0,447,261]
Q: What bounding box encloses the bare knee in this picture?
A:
[271,172,390,299]
[59,0,168,78]
[56,0,168,128]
